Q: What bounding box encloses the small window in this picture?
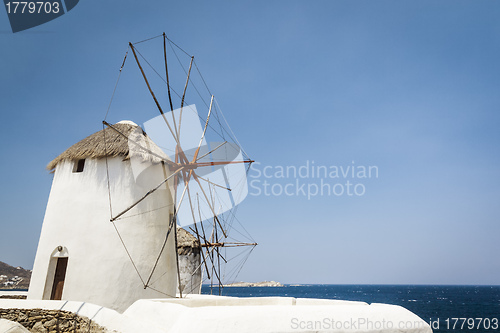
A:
[73,159,85,173]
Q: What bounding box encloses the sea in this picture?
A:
[202,284,500,333]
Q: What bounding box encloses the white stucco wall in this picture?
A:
[124,296,433,333]
[0,299,165,333]
[178,252,201,295]
[0,295,432,333]
[28,157,177,312]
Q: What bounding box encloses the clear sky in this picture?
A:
[1,0,499,285]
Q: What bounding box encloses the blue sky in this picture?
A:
[1,1,499,285]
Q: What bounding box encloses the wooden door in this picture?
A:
[50,257,68,300]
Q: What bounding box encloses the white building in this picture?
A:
[176,227,202,295]
[28,121,177,312]
[19,122,434,333]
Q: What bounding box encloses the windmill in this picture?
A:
[102,33,257,297]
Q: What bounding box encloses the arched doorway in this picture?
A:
[50,256,68,300]
[43,246,69,300]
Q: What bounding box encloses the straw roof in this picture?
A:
[177,227,200,255]
[47,121,168,171]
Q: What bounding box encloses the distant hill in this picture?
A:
[0,261,31,289]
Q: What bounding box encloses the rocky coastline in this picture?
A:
[224,281,284,287]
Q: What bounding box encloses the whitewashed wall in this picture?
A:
[178,252,201,295]
[28,157,177,312]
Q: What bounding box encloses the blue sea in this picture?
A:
[202,284,500,332]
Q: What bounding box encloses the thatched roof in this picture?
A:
[177,227,200,255]
[47,121,168,171]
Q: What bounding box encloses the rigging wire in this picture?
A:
[214,97,252,161]
[122,37,249,156]
[132,34,163,45]
[103,35,256,294]
[102,122,148,288]
[164,35,192,57]
[133,43,228,144]
[145,285,176,298]
[167,39,211,111]
[224,245,256,283]
[144,212,176,290]
[111,221,147,288]
[104,48,129,121]
[103,124,114,218]
[193,59,212,96]
[211,105,226,141]
[112,203,173,221]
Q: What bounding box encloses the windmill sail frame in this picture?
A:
[102,33,257,297]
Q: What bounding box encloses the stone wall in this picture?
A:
[0,308,110,333]
[0,295,27,299]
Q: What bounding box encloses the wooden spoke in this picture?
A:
[178,56,194,139]
[110,167,182,222]
[196,141,227,162]
[192,95,214,162]
[194,160,254,168]
[191,172,227,238]
[129,43,179,145]
[195,174,231,191]
[163,33,180,142]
